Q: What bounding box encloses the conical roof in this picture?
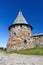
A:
[13,10,28,24]
[8,10,32,30]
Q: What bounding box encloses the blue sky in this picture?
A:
[0,0,43,47]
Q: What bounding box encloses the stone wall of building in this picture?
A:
[7,25,32,51]
[32,35,43,47]
[7,25,43,51]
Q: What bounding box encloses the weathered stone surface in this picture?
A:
[7,24,43,51]
[7,25,32,51]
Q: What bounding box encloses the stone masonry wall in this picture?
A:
[7,25,43,51]
[32,35,43,47]
[7,25,32,51]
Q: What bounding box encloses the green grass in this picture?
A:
[0,47,43,55]
[6,48,43,55]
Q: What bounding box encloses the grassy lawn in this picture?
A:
[6,48,43,55]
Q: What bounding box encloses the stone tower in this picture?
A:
[7,10,32,51]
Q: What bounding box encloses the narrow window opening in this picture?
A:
[20,25,22,27]
[24,39,27,44]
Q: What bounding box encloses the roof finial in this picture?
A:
[18,9,22,15]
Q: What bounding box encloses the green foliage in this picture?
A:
[0,47,4,52]
[6,48,43,55]
[0,47,3,49]
[0,47,6,52]
[0,47,43,55]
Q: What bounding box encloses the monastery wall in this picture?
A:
[7,34,43,51]
[7,25,32,51]
[7,25,43,51]
[32,35,43,47]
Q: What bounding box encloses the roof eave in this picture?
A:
[8,24,33,30]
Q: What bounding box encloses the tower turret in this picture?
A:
[7,10,33,51]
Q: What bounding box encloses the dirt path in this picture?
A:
[0,52,43,65]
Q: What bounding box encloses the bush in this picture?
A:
[4,48,7,51]
[0,47,4,50]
